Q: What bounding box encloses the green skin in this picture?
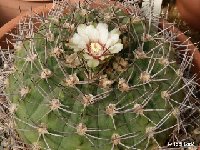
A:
[6,4,184,150]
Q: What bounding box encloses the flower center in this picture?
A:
[90,42,102,53]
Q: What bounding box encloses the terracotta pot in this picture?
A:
[0,0,199,84]
[176,0,200,30]
[0,0,52,27]
[0,3,53,49]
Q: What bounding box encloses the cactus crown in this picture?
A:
[1,0,196,149]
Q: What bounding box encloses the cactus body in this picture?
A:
[5,1,188,149]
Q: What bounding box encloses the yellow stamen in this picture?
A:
[90,42,102,52]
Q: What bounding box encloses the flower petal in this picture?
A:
[77,24,87,35]
[71,33,87,49]
[96,23,108,44]
[83,53,93,60]
[71,33,81,44]
[105,34,120,48]
[110,28,120,35]
[87,59,99,68]
[85,25,99,42]
[77,24,89,43]
[109,43,123,54]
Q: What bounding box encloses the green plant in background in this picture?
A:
[1,0,196,149]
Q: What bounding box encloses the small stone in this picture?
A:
[40,69,52,79]
[76,123,87,136]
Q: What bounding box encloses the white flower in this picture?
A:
[70,23,123,68]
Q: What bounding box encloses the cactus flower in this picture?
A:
[70,23,123,67]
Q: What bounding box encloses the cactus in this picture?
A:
[2,0,196,149]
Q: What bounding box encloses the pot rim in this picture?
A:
[0,3,52,49]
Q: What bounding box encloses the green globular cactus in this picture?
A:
[3,0,193,149]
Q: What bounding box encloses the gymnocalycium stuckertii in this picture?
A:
[1,0,197,149]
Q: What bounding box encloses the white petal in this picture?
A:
[96,23,108,44]
[68,40,81,52]
[83,53,93,60]
[77,24,89,43]
[71,33,87,49]
[99,56,105,60]
[105,34,120,48]
[77,24,87,35]
[109,43,123,54]
[80,34,89,44]
[87,59,99,68]
[71,33,82,44]
[73,48,82,52]
[78,42,87,49]
[86,25,99,42]
[110,28,120,35]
